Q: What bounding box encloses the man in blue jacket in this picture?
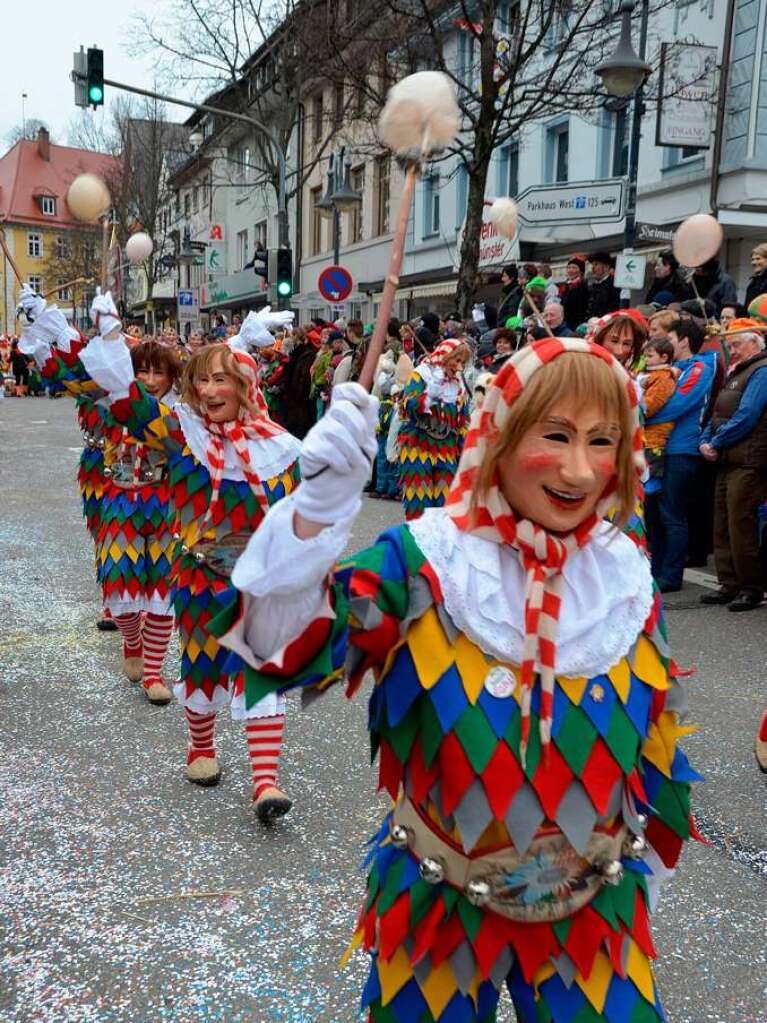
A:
[645,317,717,592]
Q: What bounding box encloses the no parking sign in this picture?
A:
[318,265,353,303]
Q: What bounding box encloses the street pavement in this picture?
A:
[0,396,765,1023]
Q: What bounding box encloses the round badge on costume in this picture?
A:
[484,666,516,699]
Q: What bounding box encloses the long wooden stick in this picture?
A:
[358,162,418,391]
[44,276,94,299]
[100,217,110,291]
[0,227,23,284]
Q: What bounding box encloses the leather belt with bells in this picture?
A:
[103,462,165,490]
[176,533,251,578]
[390,798,646,923]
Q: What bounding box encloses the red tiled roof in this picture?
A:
[0,137,120,229]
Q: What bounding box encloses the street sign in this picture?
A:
[318,265,353,303]
[454,204,519,271]
[177,288,199,323]
[515,179,625,226]
[614,253,648,291]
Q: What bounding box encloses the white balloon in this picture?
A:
[672,214,723,267]
[126,232,154,265]
[66,173,111,222]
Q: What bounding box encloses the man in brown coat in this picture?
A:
[699,318,767,611]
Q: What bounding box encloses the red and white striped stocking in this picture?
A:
[245,715,285,799]
[141,612,174,688]
[114,612,142,658]
[184,708,217,764]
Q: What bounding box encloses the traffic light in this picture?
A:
[86,47,104,108]
[275,247,292,298]
[73,48,88,108]
[251,246,268,281]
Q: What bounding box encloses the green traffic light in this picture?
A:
[89,85,104,102]
[276,281,292,297]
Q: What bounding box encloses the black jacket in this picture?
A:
[645,272,692,305]
[744,267,767,308]
[560,279,589,329]
[497,284,523,325]
[586,274,621,319]
[692,262,738,314]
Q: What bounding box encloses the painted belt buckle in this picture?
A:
[189,534,251,578]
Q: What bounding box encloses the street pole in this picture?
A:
[622,0,649,306]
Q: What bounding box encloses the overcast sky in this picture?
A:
[1,1,194,155]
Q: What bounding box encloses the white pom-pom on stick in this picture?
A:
[67,174,111,223]
[487,198,519,241]
[378,71,459,158]
[673,214,723,268]
[126,232,154,265]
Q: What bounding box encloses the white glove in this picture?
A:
[257,305,294,331]
[426,379,444,403]
[16,283,46,322]
[294,383,379,525]
[90,289,121,338]
[18,331,52,371]
[21,305,75,352]
[238,306,294,350]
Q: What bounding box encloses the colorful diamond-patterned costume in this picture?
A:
[69,334,302,717]
[40,336,176,616]
[216,342,698,1022]
[398,342,469,520]
[218,511,698,1023]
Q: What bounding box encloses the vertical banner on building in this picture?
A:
[207,223,226,275]
[656,43,718,149]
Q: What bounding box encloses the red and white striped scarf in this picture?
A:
[202,350,287,528]
[446,338,644,765]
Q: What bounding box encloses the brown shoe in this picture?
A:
[253,786,293,823]
[143,679,172,706]
[122,655,143,682]
[186,756,221,787]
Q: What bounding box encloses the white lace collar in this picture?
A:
[175,403,301,482]
[407,508,653,678]
[416,362,464,403]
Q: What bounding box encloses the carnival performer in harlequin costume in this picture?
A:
[398,338,470,520]
[75,294,301,821]
[256,340,288,424]
[21,290,181,706]
[16,284,119,632]
[216,338,699,1021]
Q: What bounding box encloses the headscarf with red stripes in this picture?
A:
[202,348,287,525]
[445,338,644,765]
[423,337,470,378]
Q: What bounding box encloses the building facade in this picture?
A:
[0,129,119,334]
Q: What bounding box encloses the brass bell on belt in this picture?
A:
[597,859,624,886]
[465,878,492,907]
[97,438,106,449]
[419,857,446,885]
[390,824,411,850]
[623,833,647,859]
[636,813,648,829]
[194,551,206,564]
[181,544,190,555]
[103,467,113,478]
[172,532,181,541]
[143,469,155,482]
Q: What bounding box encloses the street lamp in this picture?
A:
[314,147,362,267]
[595,1,651,98]
[595,0,651,304]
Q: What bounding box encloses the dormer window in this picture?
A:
[41,196,56,216]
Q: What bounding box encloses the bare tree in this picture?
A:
[128,0,358,207]
[5,119,54,147]
[68,97,190,300]
[328,0,685,315]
